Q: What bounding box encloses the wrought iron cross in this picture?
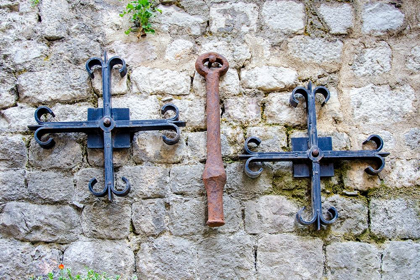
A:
[29,52,186,201]
[240,82,389,230]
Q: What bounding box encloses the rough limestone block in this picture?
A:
[133,131,186,164]
[49,36,102,66]
[241,66,297,92]
[382,241,420,280]
[319,4,354,35]
[224,97,261,125]
[244,195,298,234]
[29,136,83,170]
[0,71,16,109]
[171,98,206,129]
[64,240,135,278]
[264,92,306,126]
[73,168,105,206]
[40,0,71,40]
[185,131,207,162]
[87,148,130,168]
[384,159,420,187]
[0,169,26,202]
[165,39,194,61]
[49,103,90,122]
[0,135,27,169]
[406,46,420,71]
[404,128,420,151]
[200,40,251,68]
[0,104,37,132]
[117,165,170,199]
[326,242,380,280]
[197,232,255,279]
[288,37,343,64]
[0,202,81,243]
[132,199,166,236]
[261,1,305,34]
[81,202,131,239]
[137,235,197,279]
[193,68,240,99]
[27,171,74,203]
[371,198,420,239]
[0,239,62,279]
[170,164,205,196]
[246,126,288,152]
[168,196,206,236]
[362,3,404,35]
[108,41,157,67]
[225,162,273,199]
[131,67,191,96]
[91,68,128,96]
[349,84,416,127]
[220,123,245,157]
[351,41,392,77]
[104,95,160,120]
[209,2,258,34]
[326,195,368,235]
[10,40,49,72]
[257,234,323,279]
[17,69,89,105]
[216,195,243,234]
[153,5,205,36]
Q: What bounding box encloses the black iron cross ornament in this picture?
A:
[29,53,186,201]
[240,82,389,230]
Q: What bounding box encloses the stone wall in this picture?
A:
[0,0,419,279]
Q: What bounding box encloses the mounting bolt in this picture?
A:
[103,117,111,127]
[312,148,319,157]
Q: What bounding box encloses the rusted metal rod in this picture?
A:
[195,52,229,227]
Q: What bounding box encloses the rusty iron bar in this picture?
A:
[195,52,229,227]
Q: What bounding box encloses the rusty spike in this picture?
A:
[195,52,229,227]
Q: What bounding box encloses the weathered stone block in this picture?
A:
[352,41,392,77]
[216,195,243,234]
[362,3,404,35]
[137,235,197,279]
[404,128,420,151]
[165,39,194,61]
[168,196,206,236]
[170,164,205,196]
[0,169,26,202]
[200,40,251,68]
[73,168,104,206]
[261,1,304,34]
[131,67,191,96]
[100,95,160,120]
[193,68,240,99]
[288,37,343,64]
[382,241,420,280]
[220,123,245,157]
[319,3,354,35]
[171,98,206,129]
[153,5,205,36]
[91,68,128,96]
[0,135,27,169]
[81,202,131,239]
[326,242,380,280]
[185,131,206,162]
[264,92,306,126]
[210,2,258,34]
[0,71,16,109]
[40,0,71,40]
[241,66,297,92]
[384,159,420,187]
[370,198,420,239]
[246,126,287,152]
[197,232,255,279]
[224,97,261,125]
[132,199,166,236]
[257,234,323,279]
[0,202,81,243]
[27,171,74,203]
[87,148,130,168]
[406,46,420,71]
[17,69,89,105]
[244,195,298,234]
[64,240,135,278]
[0,104,35,132]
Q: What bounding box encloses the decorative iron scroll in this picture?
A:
[240,82,389,230]
[28,52,186,201]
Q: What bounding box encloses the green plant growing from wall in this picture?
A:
[119,0,162,38]
[31,0,40,7]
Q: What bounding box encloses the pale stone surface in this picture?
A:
[27,171,74,203]
[133,131,186,164]
[132,199,166,236]
[171,98,206,129]
[349,84,416,126]
[17,69,89,105]
[220,123,245,157]
[257,234,323,279]
[91,68,128,96]
[261,1,304,34]
[326,242,380,280]
[0,239,62,279]
[384,159,420,187]
[404,128,420,151]
[137,235,197,280]
[106,95,160,120]
[73,168,105,206]
[224,97,261,125]
[81,202,131,239]
[0,71,16,109]
[185,131,207,162]
[217,195,243,234]
[288,37,343,63]
[131,67,190,96]
[49,36,102,66]
[382,241,420,280]
[168,196,206,236]
[0,202,81,243]
[352,41,392,76]
[193,68,240,98]
[0,135,27,169]
[64,240,135,278]
[264,92,306,126]
[200,40,251,68]
[406,46,420,71]
[241,66,297,92]
[197,232,255,279]
[87,148,130,168]
[210,2,258,34]
[165,39,194,61]
[29,136,83,170]
[0,104,34,132]
[244,195,298,234]
[326,195,368,235]
[170,164,205,196]
[371,198,420,239]
[0,169,26,202]
[108,41,157,66]
[319,4,354,35]
[40,0,71,40]
[154,5,205,36]
[362,3,405,35]
[246,126,287,152]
